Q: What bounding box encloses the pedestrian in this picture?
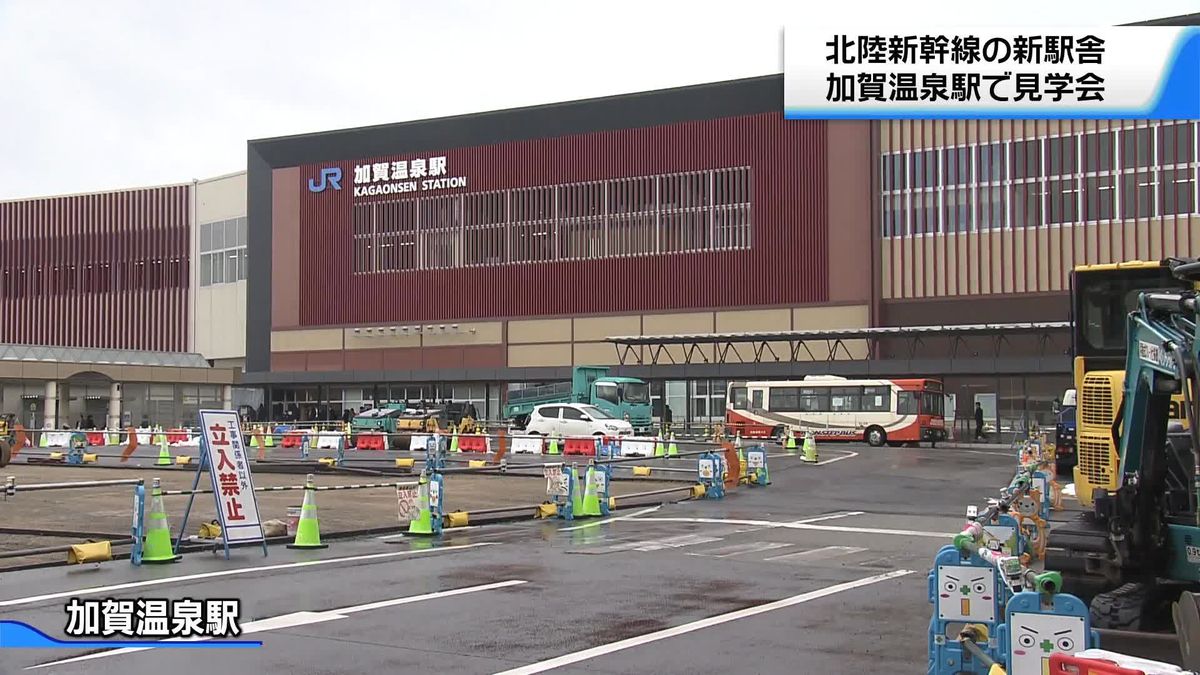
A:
[974,402,985,441]
[85,414,95,429]
[663,405,673,435]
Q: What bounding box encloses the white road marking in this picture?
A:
[27,580,527,670]
[791,511,864,524]
[0,542,497,609]
[557,505,662,532]
[815,451,858,466]
[490,570,913,675]
[622,534,724,552]
[763,546,868,563]
[955,448,1017,458]
[686,541,794,558]
[628,516,954,539]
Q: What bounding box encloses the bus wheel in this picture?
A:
[865,426,886,447]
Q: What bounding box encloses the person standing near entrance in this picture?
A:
[974,402,985,441]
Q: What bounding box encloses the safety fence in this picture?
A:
[925,434,1129,675]
[1,427,806,569]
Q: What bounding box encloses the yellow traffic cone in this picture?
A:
[141,478,181,564]
[156,437,172,465]
[287,474,328,549]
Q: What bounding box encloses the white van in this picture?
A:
[524,403,635,438]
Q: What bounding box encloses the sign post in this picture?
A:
[176,410,268,560]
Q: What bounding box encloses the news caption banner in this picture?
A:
[0,600,258,649]
[785,26,1200,119]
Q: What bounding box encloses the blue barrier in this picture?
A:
[697,451,725,499]
[928,545,1008,674]
[998,591,1099,674]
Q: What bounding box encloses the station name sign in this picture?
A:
[352,156,468,197]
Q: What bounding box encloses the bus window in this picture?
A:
[595,383,619,405]
[769,387,800,411]
[897,391,918,415]
[751,389,764,409]
[921,390,945,417]
[862,386,890,412]
[830,387,860,412]
[800,387,829,412]
[731,386,749,409]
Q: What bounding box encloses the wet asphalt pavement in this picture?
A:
[0,442,1054,674]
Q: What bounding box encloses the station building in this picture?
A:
[2,11,1196,432]
[244,69,1198,432]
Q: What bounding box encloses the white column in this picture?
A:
[108,382,122,430]
[222,385,233,410]
[43,381,58,430]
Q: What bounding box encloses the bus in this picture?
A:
[724,376,947,447]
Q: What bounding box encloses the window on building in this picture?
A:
[1046,178,1080,225]
[1160,124,1196,167]
[1121,171,1156,219]
[1160,167,1196,216]
[1011,139,1042,180]
[978,143,1006,182]
[1082,131,1115,173]
[944,146,971,185]
[199,217,247,286]
[1012,182,1044,228]
[911,149,938,189]
[945,187,971,232]
[1122,127,1154,170]
[978,186,1006,230]
[1084,175,1116,221]
[351,166,752,273]
[1046,136,1078,176]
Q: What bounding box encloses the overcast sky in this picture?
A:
[1,0,1196,200]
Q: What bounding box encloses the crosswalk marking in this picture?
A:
[686,541,794,558]
[624,534,724,552]
[763,546,868,563]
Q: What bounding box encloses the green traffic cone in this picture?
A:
[581,466,602,517]
[38,431,48,448]
[785,430,798,455]
[407,476,435,536]
[450,430,460,453]
[141,478,181,564]
[288,474,328,549]
[802,434,818,463]
[547,436,560,455]
[156,438,172,465]
[667,434,679,458]
[654,435,665,457]
[570,467,585,516]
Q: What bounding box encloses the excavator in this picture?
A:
[1047,257,1200,665]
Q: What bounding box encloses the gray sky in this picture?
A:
[1,0,1197,200]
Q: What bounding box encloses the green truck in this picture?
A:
[505,366,652,433]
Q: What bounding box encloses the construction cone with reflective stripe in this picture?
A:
[141,477,181,564]
[785,429,798,455]
[802,432,818,463]
[667,433,679,458]
[156,437,172,465]
[581,466,602,517]
[570,466,585,516]
[407,473,435,535]
[288,474,328,549]
[450,429,460,453]
[654,435,665,457]
[547,435,560,455]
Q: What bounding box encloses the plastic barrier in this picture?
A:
[458,434,489,453]
[356,433,387,451]
[543,462,577,520]
[409,434,431,452]
[510,435,544,454]
[563,437,597,456]
[620,437,656,457]
[928,544,1009,674]
[86,432,106,446]
[315,432,342,450]
[998,591,1099,674]
[697,451,725,499]
[281,431,303,449]
[1051,650,1186,674]
[167,429,189,444]
[745,445,770,486]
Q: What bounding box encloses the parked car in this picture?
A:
[522,403,635,438]
[1055,404,1077,475]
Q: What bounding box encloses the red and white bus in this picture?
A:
[725,376,947,447]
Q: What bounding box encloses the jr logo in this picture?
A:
[308,167,343,193]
